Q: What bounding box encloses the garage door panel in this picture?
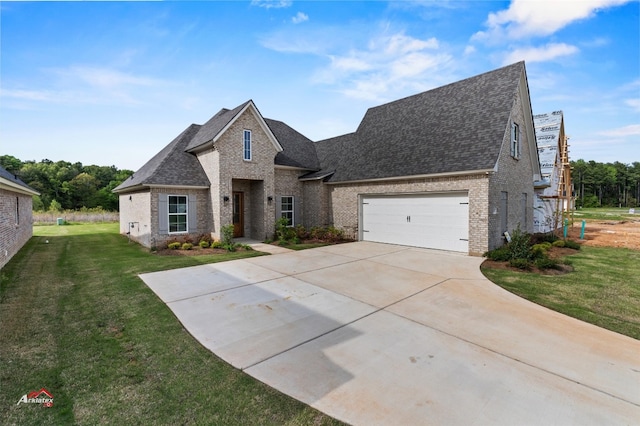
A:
[362,193,469,253]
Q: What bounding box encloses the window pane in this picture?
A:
[243,130,251,160]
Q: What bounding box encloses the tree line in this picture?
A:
[1,155,638,211]
[572,160,640,208]
[1,155,133,211]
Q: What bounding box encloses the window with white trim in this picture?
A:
[511,122,520,159]
[168,195,188,233]
[280,196,294,226]
[243,130,252,161]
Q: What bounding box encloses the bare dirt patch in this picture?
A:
[566,219,640,250]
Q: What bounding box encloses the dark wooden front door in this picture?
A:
[232,192,244,237]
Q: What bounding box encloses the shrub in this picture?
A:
[197,234,212,245]
[552,240,566,248]
[309,226,326,240]
[509,258,531,270]
[507,227,533,260]
[211,241,223,249]
[484,246,511,261]
[531,232,559,244]
[531,243,551,259]
[168,242,181,250]
[564,240,581,250]
[221,224,234,248]
[181,243,193,250]
[199,240,210,248]
[295,225,309,240]
[275,217,296,243]
[535,257,560,270]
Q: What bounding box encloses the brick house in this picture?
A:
[0,165,39,270]
[114,61,543,255]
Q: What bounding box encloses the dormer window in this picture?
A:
[243,130,252,161]
[510,122,520,159]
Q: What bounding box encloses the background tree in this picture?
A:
[571,159,639,208]
[1,156,132,211]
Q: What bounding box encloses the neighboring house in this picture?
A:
[115,61,543,255]
[0,165,39,270]
[533,111,572,233]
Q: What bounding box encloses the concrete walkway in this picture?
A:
[140,242,640,425]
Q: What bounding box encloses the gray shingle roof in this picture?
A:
[315,61,526,182]
[267,118,319,170]
[113,124,210,192]
[185,101,251,152]
[0,165,39,194]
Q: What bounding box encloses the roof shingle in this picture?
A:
[315,61,526,182]
[113,124,209,192]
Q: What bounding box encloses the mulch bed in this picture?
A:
[480,246,578,275]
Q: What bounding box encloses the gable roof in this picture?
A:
[313,61,527,183]
[113,124,209,193]
[267,118,320,170]
[185,100,283,153]
[0,165,40,196]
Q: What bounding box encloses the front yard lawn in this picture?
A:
[482,245,640,340]
[0,223,342,425]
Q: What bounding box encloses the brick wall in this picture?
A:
[120,187,211,248]
[118,190,151,247]
[200,109,278,241]
[0,189,34,270]
[487,79,536,250]
[302,179,332,228]
[327,174,490,255]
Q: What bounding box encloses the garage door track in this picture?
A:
[140,242,640,425]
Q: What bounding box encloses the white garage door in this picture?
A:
[361,193,469,252]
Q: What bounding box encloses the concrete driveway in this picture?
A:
[140,242,640,425]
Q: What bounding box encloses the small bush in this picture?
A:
[485,246,511,261]
[221,224,234,248]
[509,258,531,270]
[168,242,181,250]
[564,240,581,250]
[531,243,550,259]
[211,241,223,249]
[531,232,559,244]
[508,227,533,260]
[181,243,193,250]
[535,257,560,270]
[552,240,566,248]
[199,240,210,248]
[275,217,296,243]
[197,234,212,245]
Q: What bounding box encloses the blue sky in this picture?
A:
[1,0,638,171]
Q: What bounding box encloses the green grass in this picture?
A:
[0,223,343,425]
[482,246,640,339]
[572,207,638,221]
[281,242,333,251]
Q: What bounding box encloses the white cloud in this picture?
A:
[2,66,169,108]
[292,12,308,24]
[311,32,451,101]
[625,98,640,112]
[251,0,292,9]
[57,66,162,89]
[463,45,476,55]
[503,42,579,65]
[474,0,631,40]
[599,124,640,137]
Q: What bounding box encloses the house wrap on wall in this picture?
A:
[115,61,553,256]
[533,111,572,233]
